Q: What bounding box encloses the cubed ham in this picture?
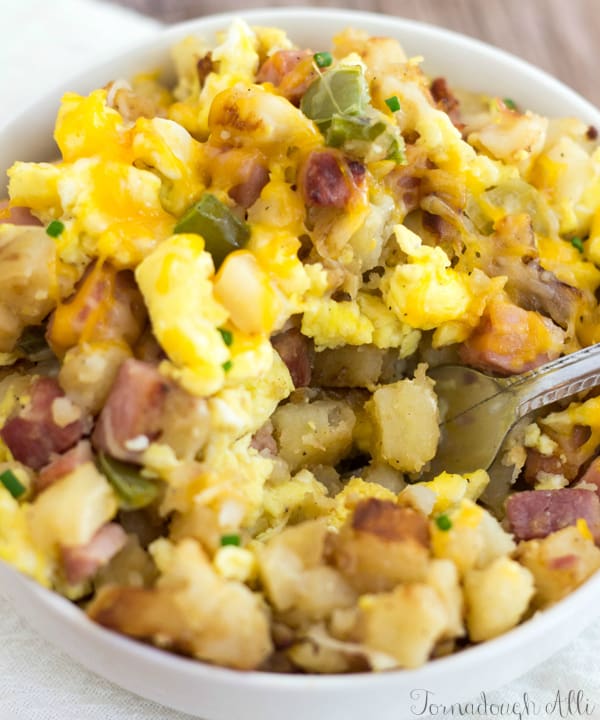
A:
[37,440,93,493]
[228,159,269,209]
[92,359,171,462]
[271,327,313,387]
[256,49,317,105]
[47,261,146,357]
[0,377,84,470]
[459,299,564,376]
[430,77,463,130]
[577,456,600,494]
[92,358,209,463]
[61,522,127,585]
[0,199,42,226]
[299,150,362,209]
[250,420,277,456]
[506,489,600,544]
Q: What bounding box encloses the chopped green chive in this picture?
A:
[385,95,401,112]
[503,97,517,110]
[220,533,241,547]
[435,514,452,531]
[46,220,65,238]
[0,469,26,499]
[222,360,233,373]
[218,327,234,347]
[313,51,333,69]
[571,236,584,253]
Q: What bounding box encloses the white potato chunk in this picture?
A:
[312,345,386,388]
[271,399,355,473]
[366,364,439,472]
[89,538,272,670]
[0,225,57,352]
[515,526,600,609]
[59,342,131,414]
[426,559,465,639]
[257,520,356,620]
[431,499,515,575]
[356,583,448,668]
[27,462,117,553]
[463,556,534,642]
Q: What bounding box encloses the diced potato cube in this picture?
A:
[27,462,117,552]
[272,399,355,473]
[257,520,356,618]
[356,583,448,668]
[515,525,600,608]
[0,225,57,352]
[214,250,280,335]
[330,499,430,592]
[463,557,534,642]
[431,499,515,575]
[426,559,465,639]
[89,538,272,670]
[312,345,385,388]
[59,342,131,414]
[366,364,439,472]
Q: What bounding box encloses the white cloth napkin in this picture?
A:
[1,2,600,718]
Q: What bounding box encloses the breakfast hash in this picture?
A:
[2,19,600,672]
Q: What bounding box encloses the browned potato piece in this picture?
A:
[311,345,385,388]
[0,225,57,352]
[515,526,600,608]
[88,585,185,643]
[329,498,430,592]
[89,538,273,670]
[366,364,439,472]
[271,399,355,473]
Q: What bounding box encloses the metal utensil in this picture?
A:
[425,343,600,479]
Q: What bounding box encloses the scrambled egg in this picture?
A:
[0,486,50,586]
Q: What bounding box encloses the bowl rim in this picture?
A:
[5,558,600,688]
[3,3,600,699]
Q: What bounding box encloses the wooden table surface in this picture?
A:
[108,0,600,108]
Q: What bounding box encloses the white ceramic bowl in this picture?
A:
[2,8,600,720]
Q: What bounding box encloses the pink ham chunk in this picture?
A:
[61,523,127,585]
[37,440,93,493]
[0,199,42,226]
[506,488,600,544]
[0,377,84,470]
[271,327,313,388]
[250,420,277,456]
[459,300,564,376]
[92,359,171,463]
[577,456,600,494]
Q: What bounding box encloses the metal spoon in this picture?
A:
[424,343,600,480]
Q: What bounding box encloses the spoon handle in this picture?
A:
[512,343,600,418]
